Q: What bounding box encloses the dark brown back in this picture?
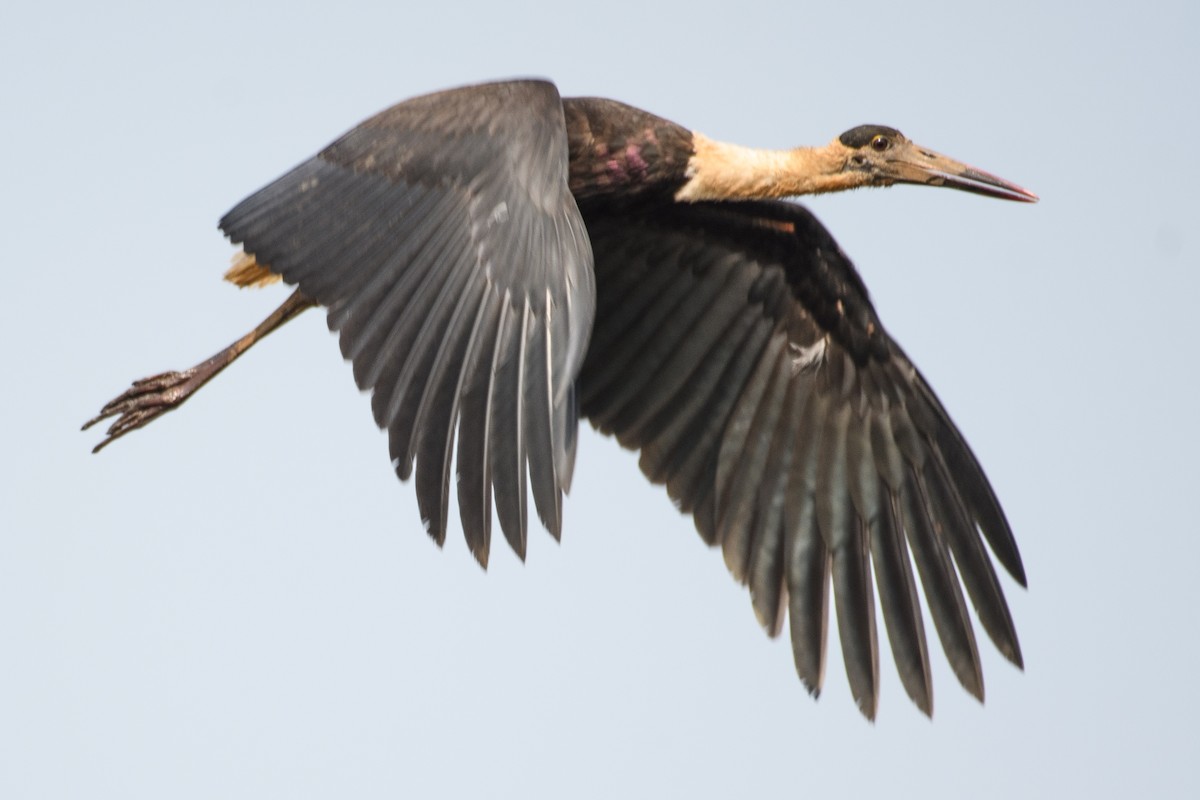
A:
[563,97,694,203]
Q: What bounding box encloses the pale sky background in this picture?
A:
[3,1,1198,797]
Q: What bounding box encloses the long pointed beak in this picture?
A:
[887,143,1038,203]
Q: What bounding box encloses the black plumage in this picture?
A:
[577,200,1021,715]
[88,78,1037,720]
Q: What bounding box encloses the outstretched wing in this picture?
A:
[578,199,1025,719]
[220,80,595,565]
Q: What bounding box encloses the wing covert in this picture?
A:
[578,199,1024,718]
[219,80,595,563]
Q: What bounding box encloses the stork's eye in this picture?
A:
[870,135,890,152]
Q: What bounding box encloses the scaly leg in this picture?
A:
[84,289,317,453]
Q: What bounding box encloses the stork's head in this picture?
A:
[835,124,1038,202]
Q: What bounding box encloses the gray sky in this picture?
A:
[3,1,1198,797]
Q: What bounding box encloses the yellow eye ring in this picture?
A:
[870,134,890,152]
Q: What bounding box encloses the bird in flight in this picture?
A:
[85,79,1037,719]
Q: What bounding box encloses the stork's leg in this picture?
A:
[84,289,317,453]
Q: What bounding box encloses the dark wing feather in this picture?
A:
[220,80,595,562]
[578,200,1024,718]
